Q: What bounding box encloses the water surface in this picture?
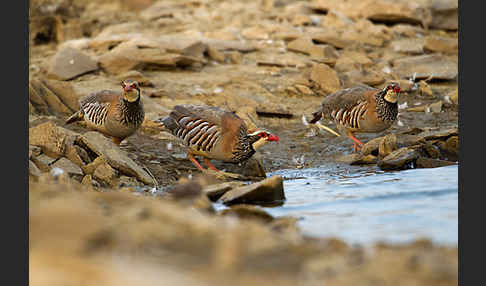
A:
[227,164,458,246]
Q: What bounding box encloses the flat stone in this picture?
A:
[41,79,80,112]
[309,63,341,94]
[424,36,458,54]
[335,51,373,72]
[48,46,99,80]
[377,147,421,171]
[336,153,377,165]
[360,137,383,156]
[219,175,285,206]
[29,121,80,158]
[78,131,154,185]
[361,0,431,28]
[391,38,424,54]
[415,157,456,169]
[429,0,458,30]
[51,157,84,177]
[311,31,352,49]
[343,69,385,86]
[202,182,245,202]
[392,54,458,80]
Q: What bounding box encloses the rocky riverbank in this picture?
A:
[29,0,458,285]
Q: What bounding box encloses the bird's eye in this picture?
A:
[260,133,267,138]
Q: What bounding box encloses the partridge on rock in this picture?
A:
[161,104,279,172]
[65,79,145,146]
[308,83,401,151]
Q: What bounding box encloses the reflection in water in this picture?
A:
[231,164,457,246]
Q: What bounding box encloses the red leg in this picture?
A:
[347,132,364,152]
[187,152,205,171]
[203,158,221,172]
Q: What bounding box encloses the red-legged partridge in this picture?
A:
[65,79,145,146]
[309,83,401,151]
[161,104,279,172]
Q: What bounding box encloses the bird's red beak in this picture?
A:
[267,134,279,142]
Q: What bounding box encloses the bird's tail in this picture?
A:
[302,109,341,137]
[65,111,83,124]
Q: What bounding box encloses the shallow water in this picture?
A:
[220,164,458,246]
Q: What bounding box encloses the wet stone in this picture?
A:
[415,157,456,169]
[336,154,377,165]
[377,147,422,171]
[378,134,398,158]
[202,181,245,202]
[219,175,285,206]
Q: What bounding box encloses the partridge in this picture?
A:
[309,83,401,151]
[161,104,279,172]
[65,79,145,146]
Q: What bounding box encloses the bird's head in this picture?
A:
[121,79,141,102]
[247,129,279,150]
[382,82,401,104]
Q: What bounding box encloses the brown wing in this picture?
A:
[163,105,246,154]
[79,90,120,127]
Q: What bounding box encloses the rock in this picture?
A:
[207,45,226,62]
[31,154,57,172]
[29,145,42,159]
[29,78,74,115]
[336,153,378,165]
[360,0,432,28]
[360,137,383,156]
[287,37,315,55]
[116,70,154,87]
[47,46,99,80]
[41,79,80,112]
[377,147,421,170]
[424,36,458,54]
[81,155,106,175]
[51,157,84,177]
[429,0,458,30]
[343,69,385,86]
[295,84,314,96]
[93,162,118,187]
[390,38,424,54]
[241,26,268,40]
[219,175,285,206]
[309,63,341,94]
[423,143,441,159]
[415,157,456,169]
[29,121,79,158]
[439,135,459,161]
[29,160,43,178]
[202,38,257,53]
[166,181,215,214]
[77,132,154,185]
[98,41,205,74]
[202,182,245,202]
[311,31,351,49]
[334,51,372,72]
[392,54,458,80]
[220,205,274,224]
[379,134,398,158]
